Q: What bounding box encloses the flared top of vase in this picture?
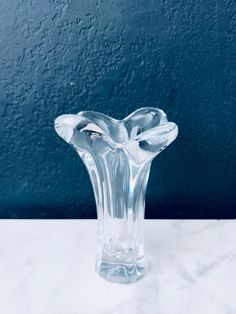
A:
[55,107,178,164]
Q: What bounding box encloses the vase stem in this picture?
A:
[94,158,150,283]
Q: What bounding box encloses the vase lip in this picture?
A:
[55,107,167,124]
[123,107,166,122]
[54,107,178,161]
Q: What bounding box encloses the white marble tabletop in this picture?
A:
[0,220,235,314]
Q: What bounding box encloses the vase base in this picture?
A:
[95,257,147,284]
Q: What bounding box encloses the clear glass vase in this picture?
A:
[55,108,178,283]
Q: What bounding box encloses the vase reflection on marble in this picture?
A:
[55,108,178,283]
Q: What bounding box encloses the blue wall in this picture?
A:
[0,0,235,218]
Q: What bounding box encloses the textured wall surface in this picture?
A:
[0,0,235,218]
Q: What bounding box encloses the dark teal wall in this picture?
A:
[0,0,235,218]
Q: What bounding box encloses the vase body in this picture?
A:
[55,108,178,283]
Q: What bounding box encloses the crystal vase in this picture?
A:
[55,108,178,283]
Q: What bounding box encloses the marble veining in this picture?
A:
[0,220,235,314]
